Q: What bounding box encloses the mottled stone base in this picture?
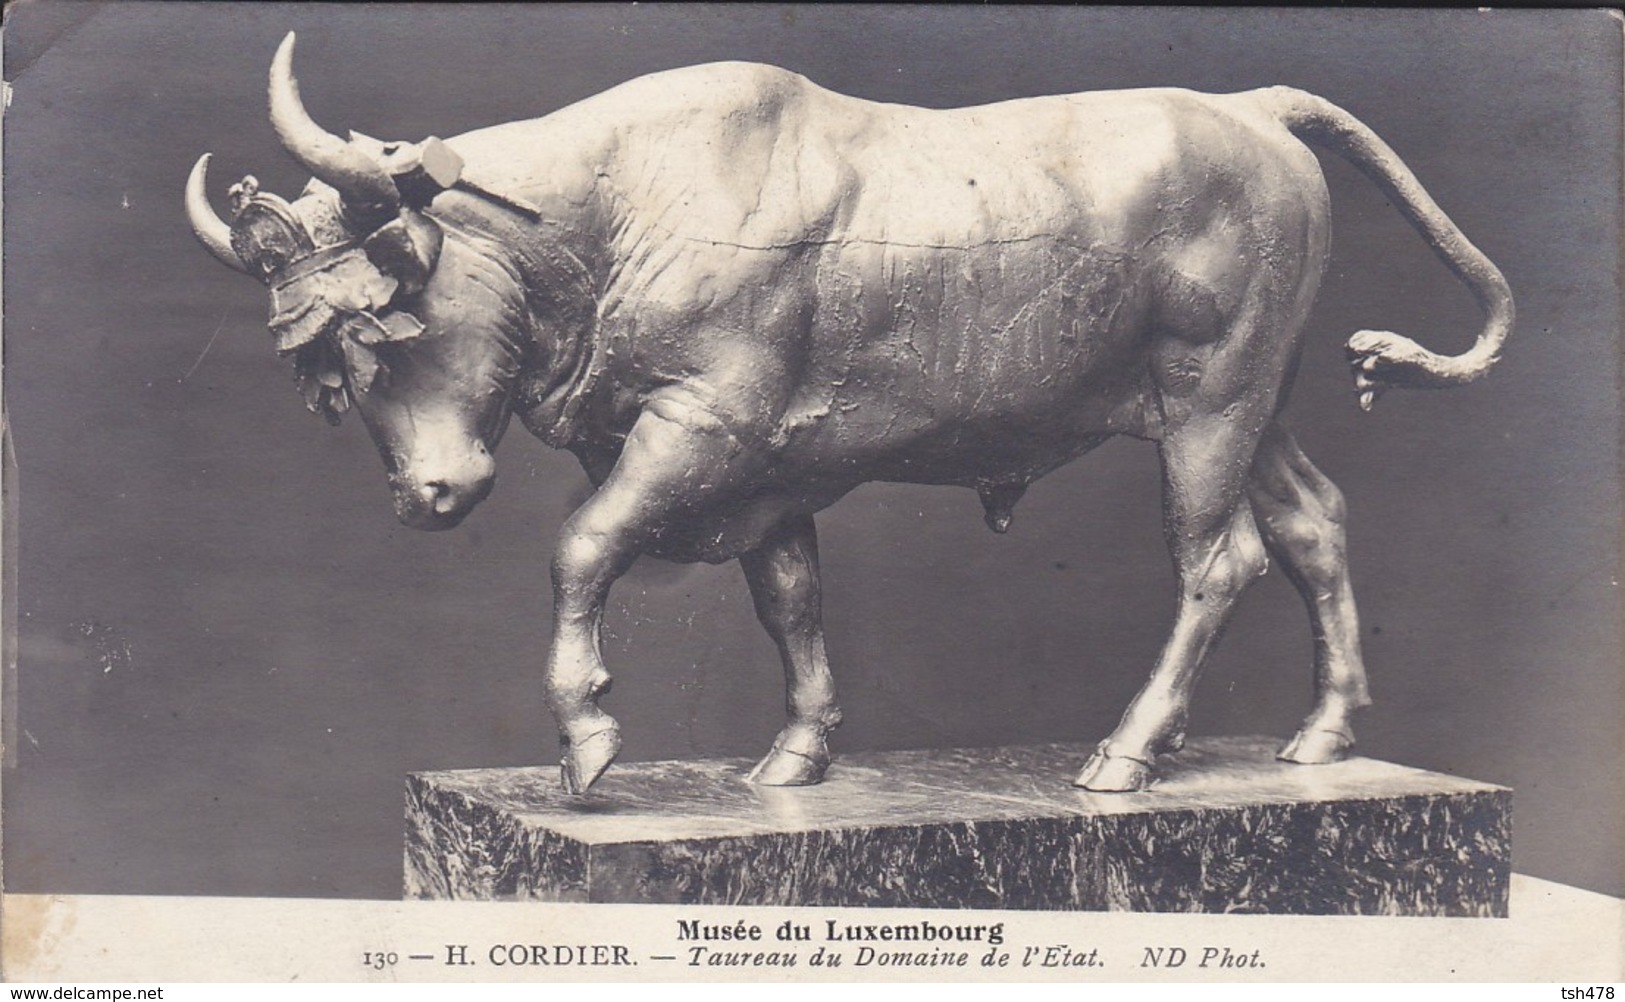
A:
[404,737,1510,915]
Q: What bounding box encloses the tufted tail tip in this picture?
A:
[1346,328,1502,406]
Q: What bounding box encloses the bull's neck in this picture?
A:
[433,110,621,293]
[423,165,612,449]
[426,183,609,303]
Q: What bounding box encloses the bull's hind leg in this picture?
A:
[1247,422,1371,764]
[1077,406,1272,791]
[740,513,843,785]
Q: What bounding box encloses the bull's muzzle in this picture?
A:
[389,447,496,530]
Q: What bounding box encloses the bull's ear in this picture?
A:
[362,208,443,298]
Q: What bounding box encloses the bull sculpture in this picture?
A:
[188,35,1512,795]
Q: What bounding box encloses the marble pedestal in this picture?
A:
[404,736,1510,915]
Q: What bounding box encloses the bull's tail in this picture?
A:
[1259,86,1514,410]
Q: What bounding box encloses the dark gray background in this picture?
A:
[4,4,1620,900]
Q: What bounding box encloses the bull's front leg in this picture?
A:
[740,513,843,785]
[547,402,753,794]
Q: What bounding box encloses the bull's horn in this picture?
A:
[268,32,399,216]
[186,154,249,273]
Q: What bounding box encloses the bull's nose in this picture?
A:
[414,475,494,516]
[419,480,454,513]
[391,447,496,529]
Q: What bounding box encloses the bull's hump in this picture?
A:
[449,68,1250,255]
[440,63,814,214]
[607,61,814,108]
[616,80,1220,253]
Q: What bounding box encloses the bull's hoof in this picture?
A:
[748,726,831,786]
[1278,727,1353,765]
[560,722,622,795]
[1074,750,1158,792]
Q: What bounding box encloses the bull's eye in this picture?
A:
[368,338,410,372]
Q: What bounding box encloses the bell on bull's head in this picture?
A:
[185,32,463,420]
